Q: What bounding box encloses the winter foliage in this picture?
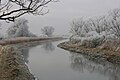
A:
[41,26,54,37]
[70,8,120,48]
[7,18,36,38]
[70,8,120,40]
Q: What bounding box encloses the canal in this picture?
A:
[18,40,120,80]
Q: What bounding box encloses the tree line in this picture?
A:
[70,8,120,41]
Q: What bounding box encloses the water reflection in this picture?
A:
[41,42,55,52]
[20,47,29,63]
[11,40,120,80]
[70,52,84,72]
[70,52,120,80]
[13,41,56,64]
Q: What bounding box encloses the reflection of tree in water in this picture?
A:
[70,52,120,80]
[71,53,84,72]
[20,47,29,63]
[42,42,55,52]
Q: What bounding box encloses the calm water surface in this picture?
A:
[20,40,120,80]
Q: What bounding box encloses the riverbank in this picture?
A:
[0,45,35,80]
[58,41,120,65]
[0,37,64,45]
[0,37,66,80]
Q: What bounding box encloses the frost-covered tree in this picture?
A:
[107,8,120,37]
[69,18,88,41]
[69,8,120,48]
[41,26,54,37]
[7,18,36,38]
[70,18,85,36]
[70,8,120,40]
[88,16,108,34]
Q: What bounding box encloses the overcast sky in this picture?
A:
[1,0,120,35]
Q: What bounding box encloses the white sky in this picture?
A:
[1,0,120,36]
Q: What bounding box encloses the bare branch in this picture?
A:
[0,0,58,22]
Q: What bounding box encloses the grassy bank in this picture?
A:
[0,46,35,80]
[58,41,120,65]
[0,37,64,45]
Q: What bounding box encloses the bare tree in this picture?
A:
[0,0,57,22]
[41,26,54,37]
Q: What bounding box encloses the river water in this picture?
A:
[18,40,120,80]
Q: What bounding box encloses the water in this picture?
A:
[18,40,120,80]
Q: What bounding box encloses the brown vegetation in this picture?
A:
[0,37,63,45]
[58,41,120,65]
[0,46,34,80]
